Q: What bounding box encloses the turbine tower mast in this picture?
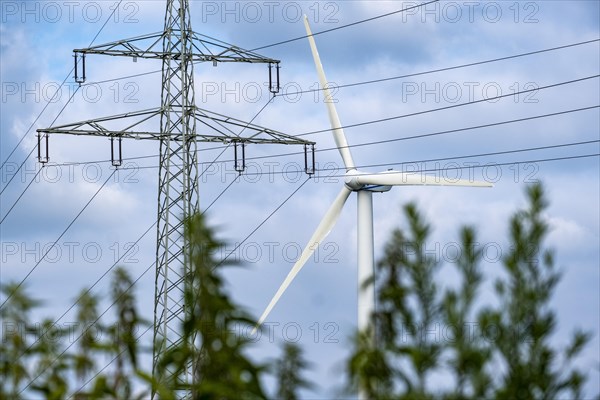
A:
[37,0,315,397]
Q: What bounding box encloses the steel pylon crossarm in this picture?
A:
[74,30,279,64]
[37,107,313,146]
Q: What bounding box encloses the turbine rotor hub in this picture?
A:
[344,169,393,192]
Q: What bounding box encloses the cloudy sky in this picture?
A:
[1,0,599,397]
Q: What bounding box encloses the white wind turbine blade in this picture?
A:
[253,186,352,333]
[304,16,356,171]
[354,172,493,187]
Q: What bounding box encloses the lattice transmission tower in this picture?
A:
[37,0,314,396]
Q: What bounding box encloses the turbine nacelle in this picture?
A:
[344,169,392,192]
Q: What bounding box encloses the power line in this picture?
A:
[0,0,124,172]
[249,0,441,51]
[4,42,595,178]
[14,169,239,377]
[68,1,443,90]
[3,12,597,189]
[185,178,313,368]
[296,75,600,137]
[6,0,599,375]
[159,151,600,180]
[12,71,600,379]
[5,139,600,186]
[11,97,279,368]
[20,175,312,393]
[281,38,600,97]
[87,1,122,45]
[79,38,600,101]
[75,1,444,85]
[1,0,438,197]
[0,86,81,197]
[0,169,117,310]
[49,104,598,171]
[8,131,597,367]
[413,153,600,175]
[120,139,600,176]
[0,167,43,225]
[337,106,600,153]
[24,149,600,395]
[188,176,313,375]
[214,177,311,270]
[12,221,156,366]
[7,0,597,391]
[344,141,600,177]
[17,157,235,361]
[0,72,73,172]
[221,106,600,165]
[71,319,154,398]
[19,261,158,395]
[29,103,599,171]
[292,153,596,180]
[196,105,600,165]
[244,140,600,177]
[14,170,240,367]
[0,83,273,226]
[197,95,277,180]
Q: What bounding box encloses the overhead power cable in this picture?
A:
[192,105,599,165]
[296,75,600,137]
[75,0,438,87]
[0,95,272,227]
[22,148,600,395]
[0,0,124,172]
[0,0,458,176]
[342,140,600,177]
[20,175,312,393]
[119,139,600,175]
[14,221,155,364]
[0,86,81,197]
[13,164,242,366]
[0,168,43,225]
[7,1,600,390]
[56,178,313,396]
[8,128,598,367]
[71,316,154,397]
[11,95,278,367]
[3,11,597,183]
[4,46,593,184]
[412,153,600,175]
[129,151,600,178]
[19,260,157,394]
[198,95,277,180]
[333,106,600,153]
[249,0,441,51]
[80,38,599,99]
[0,72,73,172]
[26,104,600,170]
[281,38,600,97]
[209,105,600,165]
[0,170,116,310]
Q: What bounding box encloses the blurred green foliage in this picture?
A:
[1,184,595,399]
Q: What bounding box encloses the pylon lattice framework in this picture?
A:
[37,0,315,397]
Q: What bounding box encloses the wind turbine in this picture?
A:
[254,17,491,340]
